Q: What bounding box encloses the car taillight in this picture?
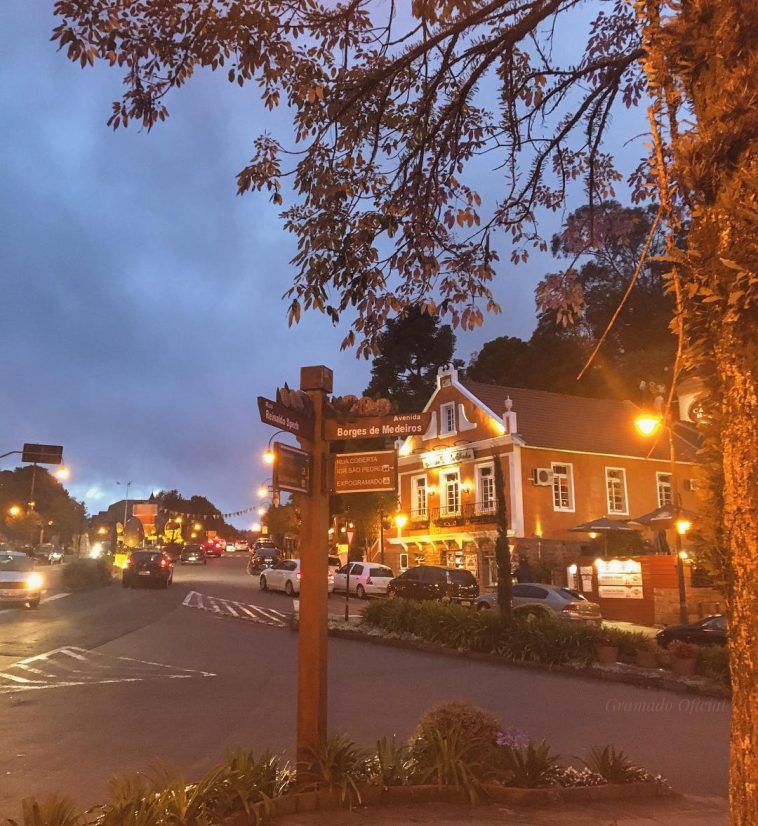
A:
[160,558,168,568]
[296,572,301,579]
[562,602,581,613]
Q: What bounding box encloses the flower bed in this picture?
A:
[10,703,671,826]
[354,599,730,690]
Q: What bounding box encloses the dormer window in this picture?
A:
[440,402,456,435]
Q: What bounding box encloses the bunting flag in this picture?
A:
[159,505,258,521]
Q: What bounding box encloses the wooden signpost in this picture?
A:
[324,412,430,441]
[332,450,397,494]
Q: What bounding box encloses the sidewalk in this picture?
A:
[274,795,728,825]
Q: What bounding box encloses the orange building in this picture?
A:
[384,366,700,591]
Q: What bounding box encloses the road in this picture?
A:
[0,555,730,817]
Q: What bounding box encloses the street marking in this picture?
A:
[0,646,215,694]
[182,590,287,628]
[41,593,71,604]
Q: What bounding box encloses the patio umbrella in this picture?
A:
[628,506,698,527]
[570,517,639,557]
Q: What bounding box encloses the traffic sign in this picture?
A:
[332,450,397,494]
[325,412,431,441]
[345,528,355,547]
[273,442,311,495]
[258,396,314,440]
[21,443,63,464]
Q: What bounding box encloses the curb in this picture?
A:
[326,626,731,699]
[222,780,678,824]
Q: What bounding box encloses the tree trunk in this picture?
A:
[658,2,758,818]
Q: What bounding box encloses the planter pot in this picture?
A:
[636,649,658,669]
[671,656,697,677]
[595,644,619,665]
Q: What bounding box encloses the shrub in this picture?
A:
[7,794,83,826]
[668,640,699,659]
[409,701,502,767]
[62,558,112,592]
[697,645,730,685]
[499,740,559,788]
[598,628,650,658]
[583,744,639,784]
[301,733,368,807]
[367,736,410,787]
[498,616,598,666]
[209,747,293,817]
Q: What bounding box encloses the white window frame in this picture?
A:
[441,469,461,516]
[656,472,673,508]
[440,402,456,435]
[605,467,629,515]
[475,462,496,514]
[412,474,428,519]
[551,462,575,512]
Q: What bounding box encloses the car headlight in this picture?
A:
[27,572,44,590]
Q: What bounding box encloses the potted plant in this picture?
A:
[668,640,699,676]
[635,636,659,669]
[594,631,619,665]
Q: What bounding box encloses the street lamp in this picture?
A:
[8,505,22,517]
[55,466,71,481]
[193,522,202,531]
[116,481,132,530]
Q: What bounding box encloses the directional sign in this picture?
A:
[258,396,314,440]
[332,450,397,494]
[345,528,355,547]
[325,413,431,441]
[273,443,311,496]
[21,443,63,464]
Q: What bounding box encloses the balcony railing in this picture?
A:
[428,502,497,526]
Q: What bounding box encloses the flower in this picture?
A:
[497,727,530,750]
[668,640,699,659]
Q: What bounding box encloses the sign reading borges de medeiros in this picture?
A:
[325,413,431,441]
[332,450,397,494]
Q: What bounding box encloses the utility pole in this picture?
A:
[295,366,332,777]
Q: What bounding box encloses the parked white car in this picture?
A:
[333,562,395,599]
[259,559,335,596]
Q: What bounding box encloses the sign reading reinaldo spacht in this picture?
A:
[325,413,431,441]
[258,396,314,440]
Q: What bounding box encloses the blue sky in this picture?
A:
[0,4,647,524]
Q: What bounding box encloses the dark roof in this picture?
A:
[461,380,698,462]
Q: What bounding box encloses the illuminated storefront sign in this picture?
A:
[422,447,474,468]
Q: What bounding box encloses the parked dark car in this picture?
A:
[180,544,206,565]
[122,550,174,589]
[247,546,283,575]
[386,565,479,605]
[656,615,727,648]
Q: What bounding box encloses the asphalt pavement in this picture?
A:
[0,555,731,819]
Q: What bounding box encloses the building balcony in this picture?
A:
[429,502,498,528]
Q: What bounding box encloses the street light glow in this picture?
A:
[394,513,408,529]
[263,449,275,465]
[8,505,21,517]
[634,413,662,436]
[193,522,202,531]
[257,485,269,498]
[252,522,261,532]
[55,466,71,481]
[675,518,692,535]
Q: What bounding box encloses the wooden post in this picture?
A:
[296,365,332,777]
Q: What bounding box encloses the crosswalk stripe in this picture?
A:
[182,591,287,628]
[0,646,215,694]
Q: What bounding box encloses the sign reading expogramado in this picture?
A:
[325,412,431,441]
[332,450,397,494]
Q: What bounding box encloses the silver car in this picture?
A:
[475,583,602,625]
[0,551,44,609]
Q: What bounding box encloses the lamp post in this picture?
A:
[117,481,132,543]
[634,397,691,624]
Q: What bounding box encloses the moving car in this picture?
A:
[162,542,183,562]
[122,550,174,589]
[180,544,206,565]
[201,540,224,558]
[475,583,602,625]
[0,551,44,608]
[32,544,64,565]
[656,615,727,648]
[386,565,479,606]
[247,546,283,574]
[333,562,394,599]
[259,559,335,596]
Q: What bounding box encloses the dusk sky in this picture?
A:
[1,4,645,525]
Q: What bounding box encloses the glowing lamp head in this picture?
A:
[8,505,21,517]
[394,514,408,529]
[55,466,70,481]
[193,522,202,531]
[634,413,662,437]
[675,518,692,536]
[252,522,262,532]
[263,450,275,465]
[257,506,266,517]
[257,486,268,498]
[678,550,689,560]
[398,441,412,457]
[588,531,598,540]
